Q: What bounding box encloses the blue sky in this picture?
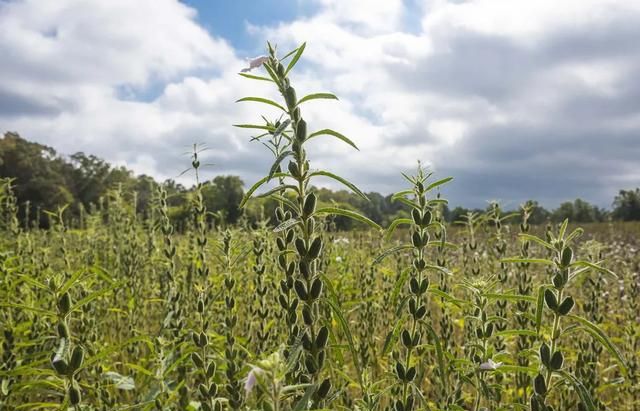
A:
[1,0,640,209]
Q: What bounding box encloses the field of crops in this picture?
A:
[1,43,639,411]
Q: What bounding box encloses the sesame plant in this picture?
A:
[0,43,638,411]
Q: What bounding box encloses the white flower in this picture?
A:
[335,256,343,262]
[479,359,503,371]
[241,55,269,73]
[244,366,264,393]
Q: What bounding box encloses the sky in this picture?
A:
[1,0,640,209]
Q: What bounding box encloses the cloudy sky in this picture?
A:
[1,0,639,209]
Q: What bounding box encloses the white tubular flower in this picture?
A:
[241,55,269,73]
[479,358,503,371]
[244,367,264,394]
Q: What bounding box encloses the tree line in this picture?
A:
[2,132,640,230]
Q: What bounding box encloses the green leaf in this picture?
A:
[268,150,294,180]
[236,96,286,112]
[0,303,55,317]
[297,93,339,105]
[240,172,290,208]
[566,314,628,376]
[58,268,85,295]
[421,321,448,395]
[324,292,363,387]
[427,287,467,307]
[373,244,412,265]
[292,382,316,411]
[314,207,382,230]
[308,170,367,200]
[382,321,403,355]
[556,370,596,411]
[238,72,274,82]
[285,42,306,76]
[307,129,359,150]
[385,218,413,240]
[233,124,275,131]
[518,233,554,250]
[483,293,537,303]
[569,261,617,279]
[534,285,550,334]
[425,176,453,192]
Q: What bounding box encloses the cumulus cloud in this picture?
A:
[1,0,639,208]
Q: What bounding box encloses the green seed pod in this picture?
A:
[421,210,432,226]
[276,207,285,221]
[540,343,551,366]
[294,280,308,300]
[292,107,301,123]
[69,380,81,405]
[316,378,331,399]
[558,296,575,315]
[420,278,429,293]
[199,332,208,348]
[295,238,307,256]
[277,62,285,76]
[485,323,494,338]
[415,305,426,320]
[395,362,406,380]
[296,119,307,141]
[303,193,317,216]
[51,357,68,375]
[302,305,313,325]
[191,352,204,368]
[299,260,310,279]
[57,321,70,339]
[550,351,564,370]
[285,86,297,107]
[288,161,299,178]
[534,374,547,395]
[395,399,404,411]
[315,326,329,349]
[305,357,317,374]
[208,382,218,397]
[411,231,421,248]
[69,346,84,371]
[308,237,323,260]
[411,209,421,225]
[197,298,205,314]
[561,247,573,267]
[401,329,412,348]
[409,278,420,294]
[530,394,544,411]
[58,292,72,315]
[544,289,558,311]
[405,366,416,382]
[199,383,208,398]
[309,278,323,299]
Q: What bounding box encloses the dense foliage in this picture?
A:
[3,133,640,230]
[0,43,638,411]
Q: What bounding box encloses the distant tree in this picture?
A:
[448,206,470,223]
[551,198,605,223]
[612,188,640,221]
[201,175,245,225]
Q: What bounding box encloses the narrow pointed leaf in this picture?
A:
[236,96,286,112]
[314,207,382,230]
[307,129,359,150]
[308,170,367,200]
[297,93,338,105]
[285,42,306,75]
